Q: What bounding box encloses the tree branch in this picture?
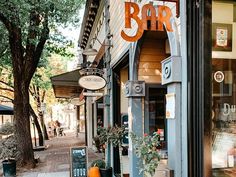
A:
[0,4,24,67]
[29,86,34,98]
[25,9,41,61]
[0,47,8,58]
[0,87,14,92]
[0,12,12,31]
[0,80,14,89]
[0,95,13,102]
[41,90,46,103]
[25,12,49,84]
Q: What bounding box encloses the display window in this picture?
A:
[212,1,236,176]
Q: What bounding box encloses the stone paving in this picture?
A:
[1,130,103,177]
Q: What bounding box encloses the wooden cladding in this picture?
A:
[138,35,169,83]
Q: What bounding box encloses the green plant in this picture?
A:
[93,136,102,153]
[0,136,19,160]
[0,123,19,161]
[96,125,126,148]
[90,159,106,169]
[107,125,126,147]
[97,126,108,146]
[130,131,161,177]
[0,122,14,135]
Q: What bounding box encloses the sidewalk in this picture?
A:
[1,130,103,177]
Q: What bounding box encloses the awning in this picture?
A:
[50,69,83,98]
[0,105,14,115]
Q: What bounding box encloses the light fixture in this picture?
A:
[82,36,113,56]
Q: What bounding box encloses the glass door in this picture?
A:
[145,85,167,159]
[212,1,236,176]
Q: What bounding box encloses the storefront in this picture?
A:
[187,0,236,177]
[78,0,187,177]
[109,1,184,177]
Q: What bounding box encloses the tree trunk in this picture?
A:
[43,123,49,140]
[29,106,44,146]
[14,82,35,167]
[38,111,49,140]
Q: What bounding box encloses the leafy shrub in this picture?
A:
[0,135,19,160]
[90,159,106,169]
[0,122,14,135]
[96,125,126,148]
[130,131,161,176]
[0,123,19,161]
[107,125,125,147]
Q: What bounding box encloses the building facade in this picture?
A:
[77,0,236,177]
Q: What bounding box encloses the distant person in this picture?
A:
[55,120,61,137]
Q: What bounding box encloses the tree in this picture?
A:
[0,24,76,148]
[0,0,84,167]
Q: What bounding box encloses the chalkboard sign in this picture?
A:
[70,146,88,177]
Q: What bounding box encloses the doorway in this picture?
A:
[145,85,168,159]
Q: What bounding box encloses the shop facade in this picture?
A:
[78,0,186,177]
[187,0,236,177]
[77,0,236,177]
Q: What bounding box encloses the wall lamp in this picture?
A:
[82,35,113,56]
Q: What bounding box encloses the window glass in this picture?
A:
[147,87,167,158]
[212,1,236,176]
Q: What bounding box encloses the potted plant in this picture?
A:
[90,159,112,177]
[93,126,108,153]
[107,125,126,177]
[91,125,126,177]
[130,131,161,177]
[0,122,18,177]
[107,125,125,148]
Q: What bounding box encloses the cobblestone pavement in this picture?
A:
[1,130,103,177]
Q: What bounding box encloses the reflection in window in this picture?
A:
[212,60,236,174]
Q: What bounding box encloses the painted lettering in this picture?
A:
[121,2,174,42]
[223,103,236,116]
[121,2,143,42]
[223,103,230,116]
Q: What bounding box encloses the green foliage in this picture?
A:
[0,123,19,160]
[0,135,19,160]
[90,159,106,169]
[95,125,126,148]
[0,0,83,99]
[0,122,15,135]
[130,132,161,177]
[97,126,108,145]
[107,125,126,147]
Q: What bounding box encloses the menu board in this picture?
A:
[70,146,87,177]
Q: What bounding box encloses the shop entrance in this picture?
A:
[145,85,168,158]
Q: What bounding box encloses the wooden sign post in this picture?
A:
[70,146,88,177]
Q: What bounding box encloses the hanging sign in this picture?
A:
[71,98,85,106]
[83,92,104,97]
[78,75,106,91]
[121,1,179,42]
